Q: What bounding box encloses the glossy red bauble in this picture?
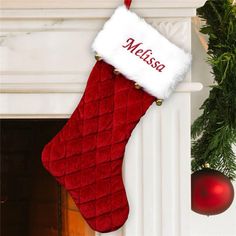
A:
[191,168,234,215]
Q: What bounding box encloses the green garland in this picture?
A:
[191,0,236,180]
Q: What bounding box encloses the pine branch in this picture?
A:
[192,0,236,179]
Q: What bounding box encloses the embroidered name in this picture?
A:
[122,38,166,72]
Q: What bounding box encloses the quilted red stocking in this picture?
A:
[42,1,191,233]
[42,60,155,232]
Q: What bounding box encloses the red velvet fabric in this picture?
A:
[42,61,155,232]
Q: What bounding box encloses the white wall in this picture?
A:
[191,21,236,236]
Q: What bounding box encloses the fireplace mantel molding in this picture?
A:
[0,0,205,119]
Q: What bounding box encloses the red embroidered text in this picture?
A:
[122,38,166,72]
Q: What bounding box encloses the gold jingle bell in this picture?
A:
[155,99,163,106]
[134,83,141,90]
[202,162,210,168]
[95,53,102,61]
[113,68,120,75]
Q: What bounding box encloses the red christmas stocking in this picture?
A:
[42,60,154,232]
[42,1,191,233]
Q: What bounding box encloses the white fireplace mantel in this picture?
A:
[0,1,206,236]
[1,0,207,10]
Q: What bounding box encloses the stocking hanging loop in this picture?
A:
[124,0,132,9]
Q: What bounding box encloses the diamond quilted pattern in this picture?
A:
[41,61,155,233]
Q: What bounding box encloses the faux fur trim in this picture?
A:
[92,5,192,99]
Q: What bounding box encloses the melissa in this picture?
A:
[122,38,166,72]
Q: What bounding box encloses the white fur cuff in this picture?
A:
[92,6,192,99]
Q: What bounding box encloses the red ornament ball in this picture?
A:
[191,168,234,215]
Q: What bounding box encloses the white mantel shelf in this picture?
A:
[0,0,207,9]
[0,1,206,236]
[0,9,198,18]
[0,0,206,18]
